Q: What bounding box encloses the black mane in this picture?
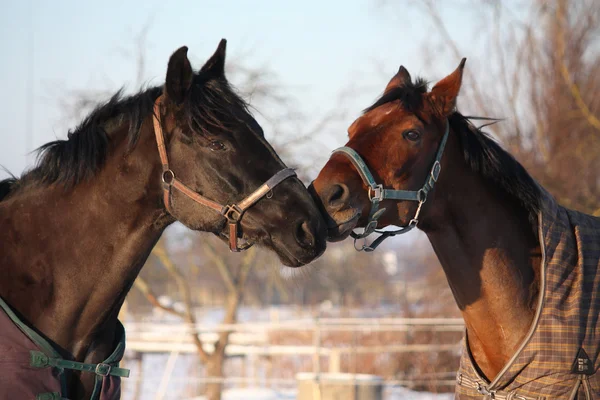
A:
[449,112,541,219]
[0,71,250,201]
[364,77,429,114]
[365,76,541,220]
[185,74,251,138]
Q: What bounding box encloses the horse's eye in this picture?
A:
[208,141,225,151]
[403,130,421,141]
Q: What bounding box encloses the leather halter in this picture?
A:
[152,95,297,252]
[331,120,449,252]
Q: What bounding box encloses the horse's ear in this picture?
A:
[200,39,227,78]
[165,46,193,104]
[384,65,412,93]
[428,58,466,116]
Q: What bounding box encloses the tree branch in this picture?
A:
[152,242,210,363]
[203,241,236,293]
[556,0,600,132]
[234,248,255,289]
[214,247,256,354]
[422,0,489,116]
[133,276,183,318]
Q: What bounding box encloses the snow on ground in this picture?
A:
[188,388,296,400]
[122,306,458,399]
[387,387,454,400]
[187,387,453,400]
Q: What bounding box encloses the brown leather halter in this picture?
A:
[152,95,297,252]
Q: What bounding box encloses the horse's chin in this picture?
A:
[326,213,360,242]
[260,235,323,268]
[210,217,326,267]
[258,243,305,268]
[276,251,308,268]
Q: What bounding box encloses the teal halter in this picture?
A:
[331,121,449,252]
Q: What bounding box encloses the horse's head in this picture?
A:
[311,59,466,246]
[157,40,326,266]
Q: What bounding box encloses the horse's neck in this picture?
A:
[0,121,167,360]
[419,134,541,381]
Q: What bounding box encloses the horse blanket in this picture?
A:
[456,188,600,399]
[0,296,128,400]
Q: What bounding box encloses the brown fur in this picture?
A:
[0,41,326,398]
[311,60,542,381]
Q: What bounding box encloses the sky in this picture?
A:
[0,0,533,259]
[0,0,479,177]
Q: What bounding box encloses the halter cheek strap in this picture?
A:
[331,120,449,252]
[152,95,296,252]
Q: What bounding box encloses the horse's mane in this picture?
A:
[364,77,429,114]
[0,72,250,202]
[365,80,542,222]
[448,112,541,219]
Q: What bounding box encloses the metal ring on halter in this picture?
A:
[431,160,442,182]
[354,236,368,251]
[266,190,274,199]
[417,188,427,203]
[161,170,175,185]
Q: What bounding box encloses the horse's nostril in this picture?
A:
[295,220,315,249]
[326,184,349,210]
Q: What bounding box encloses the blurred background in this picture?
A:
[1,0,598,399]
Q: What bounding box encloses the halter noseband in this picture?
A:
[153,95,296,252]
[331,121,449,252]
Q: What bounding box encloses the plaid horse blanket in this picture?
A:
[0,296,128,400]
[456,188,600,399]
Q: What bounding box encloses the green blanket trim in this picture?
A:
[0,295,129,400]
[35,393,64,400]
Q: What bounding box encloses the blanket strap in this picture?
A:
[31,350,130,378]
[457,373,545,400]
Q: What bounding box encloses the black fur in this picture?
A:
[0,69,252,200]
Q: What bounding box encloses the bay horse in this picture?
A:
[0,40,326,399]
[310,61,600,398]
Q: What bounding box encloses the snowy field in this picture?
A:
[130,387,454,400]
[120,352,454,399]
[189,387,453,400]
[120,306,457,400]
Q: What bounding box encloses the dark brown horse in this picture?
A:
[0,40,326,399]
[311,61,600,398]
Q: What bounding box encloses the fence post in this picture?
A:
[328,349,341,374]
[312,315,321,400]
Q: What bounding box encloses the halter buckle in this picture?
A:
[431,160,441,182]
[368,185,384,202]
[476,382,495,398]
[95,363,112,377]
[223,204,244,223]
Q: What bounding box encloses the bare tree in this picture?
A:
[382,0,600,215]
[134,238,255,400]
